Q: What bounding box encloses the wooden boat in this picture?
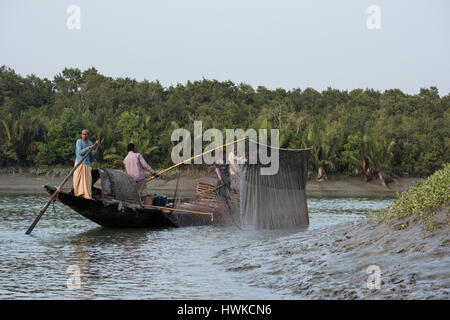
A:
[45,168,214,228]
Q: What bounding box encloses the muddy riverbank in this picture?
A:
[214,208,449,299]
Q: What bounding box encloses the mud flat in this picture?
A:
[214,209,449,299]
[306,174,420,197]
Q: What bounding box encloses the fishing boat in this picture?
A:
[38,143,311,231]
[45,168,214,228]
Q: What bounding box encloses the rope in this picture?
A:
[51,198,57,215]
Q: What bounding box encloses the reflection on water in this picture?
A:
[0,195,392,299]
[68,237,90,295]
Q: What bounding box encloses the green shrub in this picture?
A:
[372,163,450,233]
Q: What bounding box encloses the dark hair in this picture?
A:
[127,143,135,152]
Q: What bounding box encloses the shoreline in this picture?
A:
[0,170,420,197]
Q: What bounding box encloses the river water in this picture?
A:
[0,195,392,299]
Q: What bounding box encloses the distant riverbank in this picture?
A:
[0,167,420,197]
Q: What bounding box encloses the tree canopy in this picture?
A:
[0,66,448,179]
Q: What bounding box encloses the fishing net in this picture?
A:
[99,168,141,204]
[172,140,311,229]
[240,140,311,229]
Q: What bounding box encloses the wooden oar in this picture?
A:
[25,143,98,235]
[144,137,247,183]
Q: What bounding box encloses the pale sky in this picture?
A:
[1,0,449,94]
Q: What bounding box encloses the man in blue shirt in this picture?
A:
[73,129,99,199]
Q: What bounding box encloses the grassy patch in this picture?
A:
[372,163,450,233]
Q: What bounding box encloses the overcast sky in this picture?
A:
[1,0,449,94]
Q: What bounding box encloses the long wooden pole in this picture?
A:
[144,137,247,183]
[143,205,213,216]
[25,143,97,235]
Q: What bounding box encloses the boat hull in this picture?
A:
[49,188,213,228]
[56,191,176,228]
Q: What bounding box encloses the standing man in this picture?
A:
[228,144,245,192]
[123,143,159,198]
[215,150,231,202]
[73,129,99,199]
[215,150,242,229]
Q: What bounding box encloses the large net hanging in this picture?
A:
[240,140,311,229]
[171,140,311,229]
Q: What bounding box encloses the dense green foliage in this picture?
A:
[373,163,450,232]
[0,66,449,178]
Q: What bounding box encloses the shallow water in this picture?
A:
[0,195,392,299]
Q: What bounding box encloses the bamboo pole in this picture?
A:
[144,137,246,183]
[143,205,213,216]
[25,142,98,235]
